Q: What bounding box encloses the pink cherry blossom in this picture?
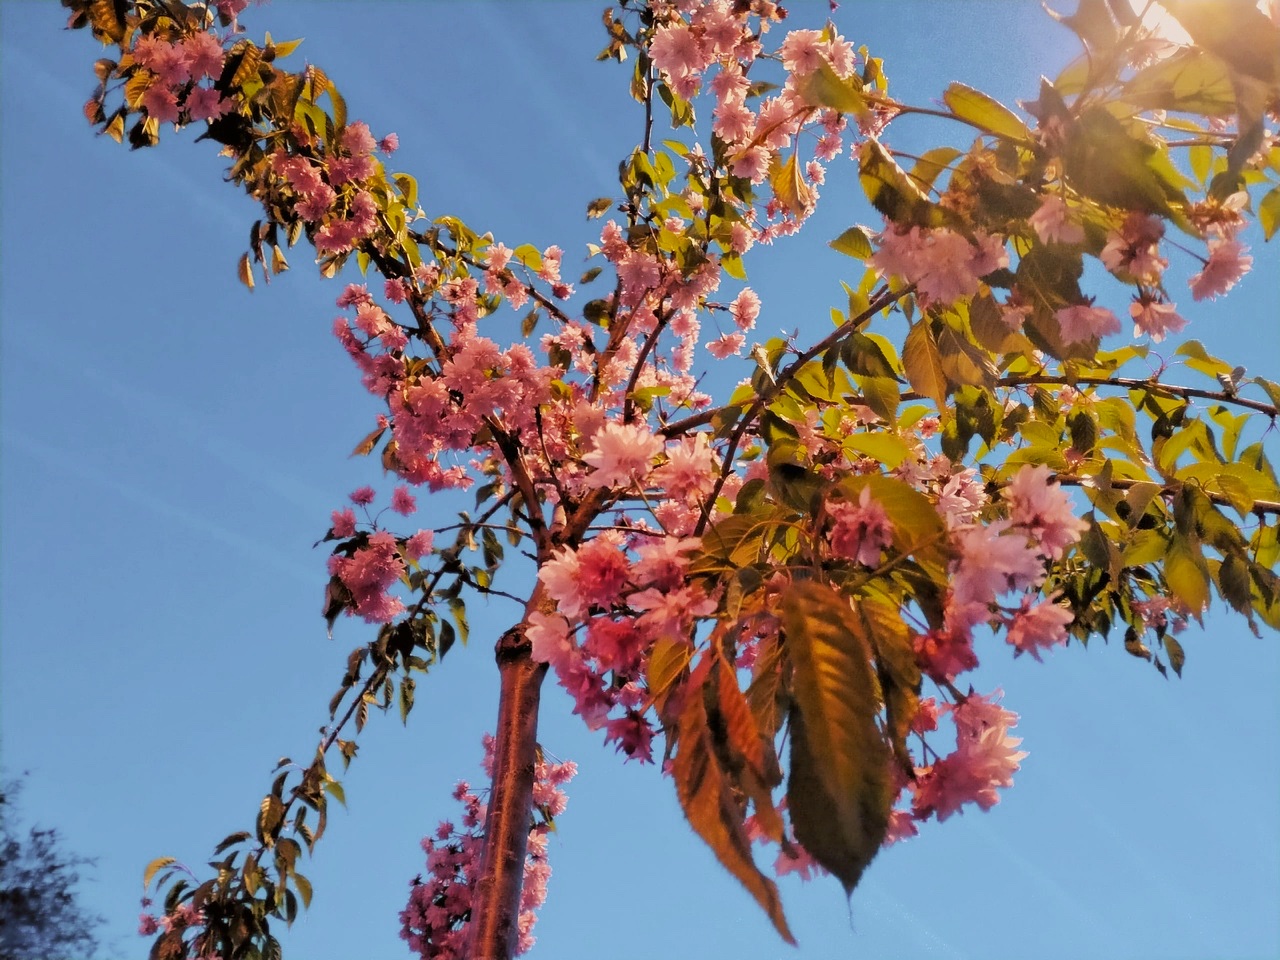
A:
[349,485,376,505]
[778,29,826,76]
[1004,464,1088,560]
[328,531,406,623]
[181,32,225,80]
[141,84,180,124]
[730,287,761,330]
[650,23,707,82]
[391,485,417,515]
[185,86,232,122]
[951,519,1044,606]
[1028,195,1084,245]
[528,612,574,670]
[1099,211,1166,283]
[405,530,434,560]
[707,332,746,358]
[869,221,1008,307]
[1055,302,1121,344]
[1004,593,1074,660]
[1189,237,1252,301]
[330,508,357,538]
[828,487,894,566]
[1129,295,1186,342]
[582,421,665,489]
[380,133,400,154]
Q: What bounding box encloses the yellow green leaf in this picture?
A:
[903,320,947,409]
[793,57,869,116]
[768,152,813,217]
[942,83,1032,141]
[1165,537,1210,614]
[143,856,176,890]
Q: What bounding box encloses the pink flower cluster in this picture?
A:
[532,533,716,758]
[910,692,1029,822]
[869,220,1008,307]
[401,739,576,959]
[324,486,434,625]
[267,120,397,257]
[131,30,232,125]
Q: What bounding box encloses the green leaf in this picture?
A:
[793,57,869,116]
[1123,48,1236,116]
[398,676,415,725]
[782,581,891,895]
[860,139,937,224]
[673,674,794,943]
[830,225,874,260]
[903,321,947,409]
[942,83,1032,141]
[1165,537,1210,614]
[768,152,813,217]
[845,431,910,468]
[1259,185,1280,241]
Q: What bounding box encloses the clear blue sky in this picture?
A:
[2,3,1278,959]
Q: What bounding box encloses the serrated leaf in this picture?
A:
[398,676,415,724]
[1165,537,1210,614]
[1218,552,1253,613]
[781,581,891,895]
[257,795,285,846]
[793,57,869,115]
[903,321,947,408]
[859,599,919,771]
[942,82,1032,141]
[350,425,385,457]
[213,831,252,855]
[830,225,874,260]
[673,676,794,943]
[768,152,813,217]
[860,139,936,223]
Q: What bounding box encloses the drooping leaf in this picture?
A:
[781,581,892,895]
[768,152,814,217]
[903,320,947,409]
[860,139,938,225]
[673,676,794,943]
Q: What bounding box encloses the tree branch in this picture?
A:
[467,586,552,960]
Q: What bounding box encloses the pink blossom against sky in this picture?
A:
[2,4,1277,960]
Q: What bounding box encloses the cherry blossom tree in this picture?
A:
[61,1,1280,958]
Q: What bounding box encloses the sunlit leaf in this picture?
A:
[781,581,891,895]
[673,676,794,942]
[903,320,947,408]
[942,83,1031,141]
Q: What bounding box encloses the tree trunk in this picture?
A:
[466,592,550,960]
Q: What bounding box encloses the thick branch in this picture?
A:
[467,587,551,960]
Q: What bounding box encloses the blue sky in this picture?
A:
[2,3,1278,959]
